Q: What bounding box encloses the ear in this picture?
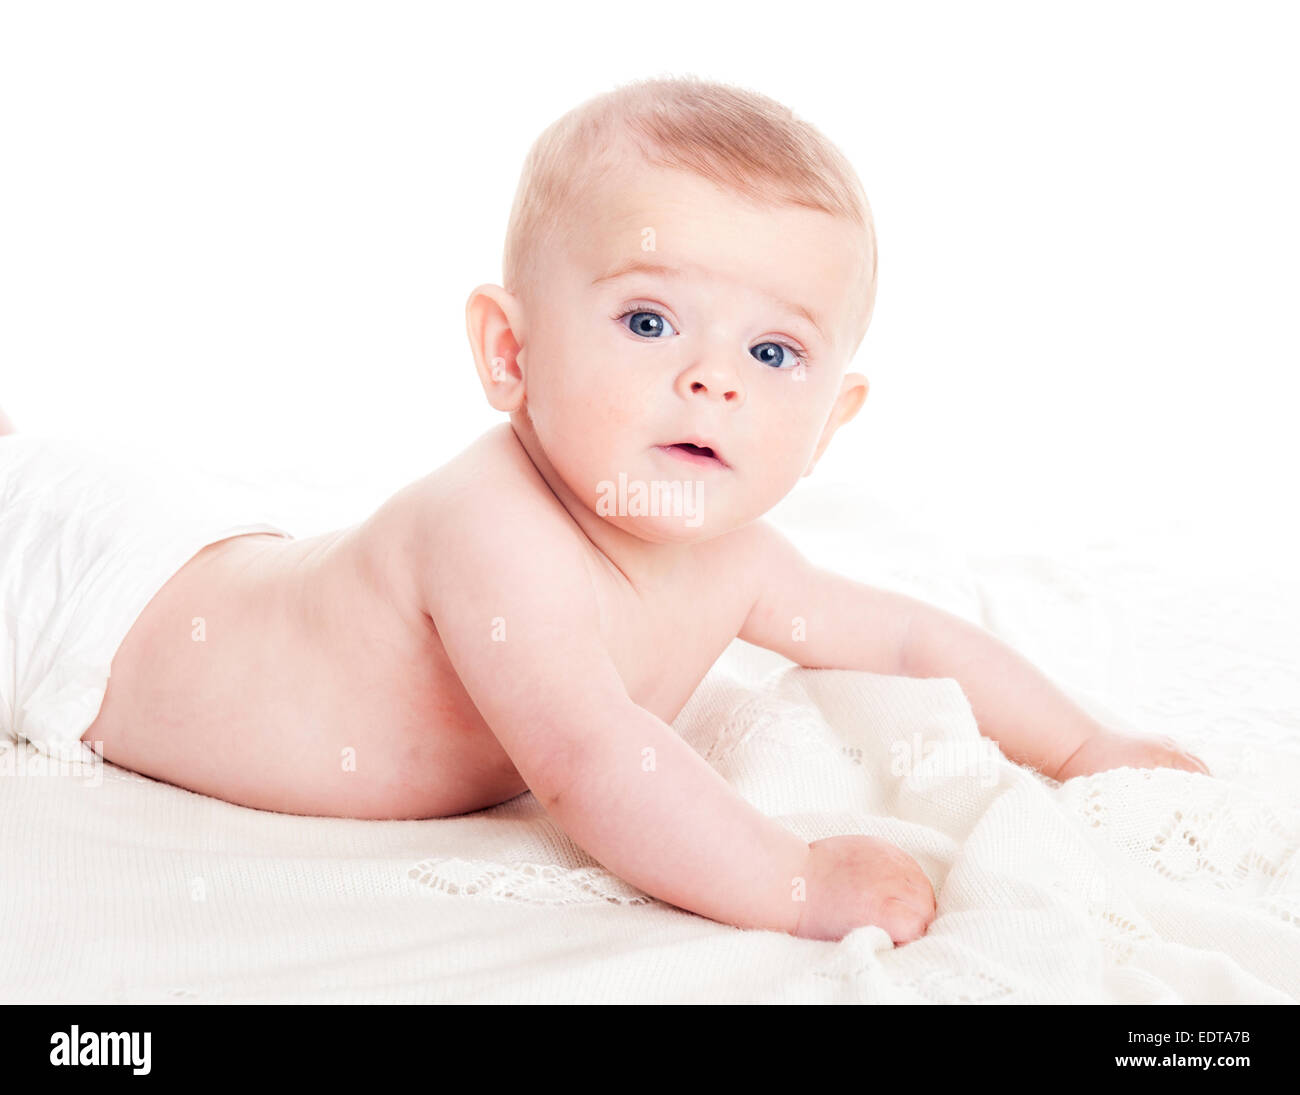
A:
[803,372,869,477]
[465,283,527,412]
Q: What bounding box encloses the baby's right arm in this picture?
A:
[418,481,931,941]
[420,488,808,933]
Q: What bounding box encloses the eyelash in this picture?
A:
[610,303,810,369]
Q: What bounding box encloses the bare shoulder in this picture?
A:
[352,424,592,618]
[724,516,807,568]
[711,516,810,609]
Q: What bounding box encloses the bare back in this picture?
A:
[84,425,762,819]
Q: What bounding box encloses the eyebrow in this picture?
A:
[591,258,829,345]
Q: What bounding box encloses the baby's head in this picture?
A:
[468,75,877,542]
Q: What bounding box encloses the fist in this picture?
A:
[793,834,937,944]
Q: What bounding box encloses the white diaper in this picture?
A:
[0,433,294,763]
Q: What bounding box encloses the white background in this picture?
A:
[2,0,1296,564]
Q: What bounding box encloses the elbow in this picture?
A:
[533,776,568,814]
[521,740,583,814]
[517,699,637,811]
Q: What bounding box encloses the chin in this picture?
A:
[595,509,717,543]
[589,458,711,526]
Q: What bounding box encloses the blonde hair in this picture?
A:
[502,75,879,345]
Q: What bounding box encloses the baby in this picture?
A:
[0,76,1209,945]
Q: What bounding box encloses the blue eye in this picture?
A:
[751,341,803,370]
[615,307,806,370]
[621,309,678,338]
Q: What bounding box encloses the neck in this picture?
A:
[506,413,694,593]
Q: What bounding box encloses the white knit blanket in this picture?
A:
[2,479,1296,1003]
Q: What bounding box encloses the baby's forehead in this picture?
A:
[587,163,866,269]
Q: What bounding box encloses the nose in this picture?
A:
[675,355,746,407]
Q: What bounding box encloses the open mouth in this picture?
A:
[658,441,728,469]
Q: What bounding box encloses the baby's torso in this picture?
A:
[84,526,481,818]
[85,452,756,819]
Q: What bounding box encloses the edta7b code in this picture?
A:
[1129,1032,1251,1044]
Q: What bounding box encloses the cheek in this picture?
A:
[752,387,829,454]
[550,374,640,448]
[549,342,645,435]
[526,353,638,481]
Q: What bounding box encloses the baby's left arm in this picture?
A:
[738,521,1210,782]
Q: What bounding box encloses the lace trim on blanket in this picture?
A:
[408,857,653,906]
[1062,769,1299,892]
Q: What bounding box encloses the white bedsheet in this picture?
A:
[2,477,1296,1003]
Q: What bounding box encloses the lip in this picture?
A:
[655,440,730,469]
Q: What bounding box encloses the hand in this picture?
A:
[1053,728,1211,782]
[793,834,937,944]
